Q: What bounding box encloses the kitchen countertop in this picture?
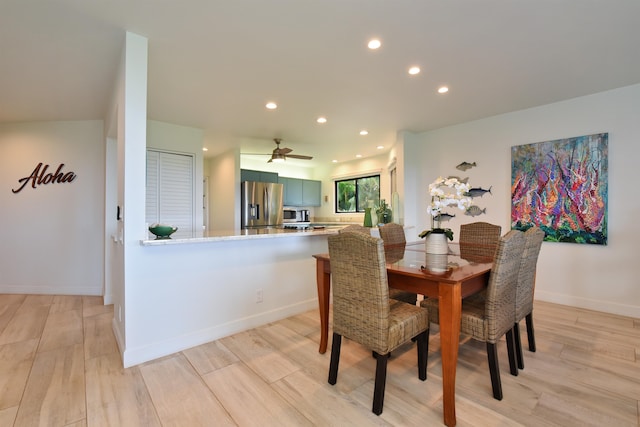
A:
[141,225,346,246]
[141,223,415,246]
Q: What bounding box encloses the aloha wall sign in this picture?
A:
[12,162,77,193]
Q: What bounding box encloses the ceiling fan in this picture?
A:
[266,138,313,163]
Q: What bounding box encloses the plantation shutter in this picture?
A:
[146,150,194,237]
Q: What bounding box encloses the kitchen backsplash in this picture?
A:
[313,215,363,223]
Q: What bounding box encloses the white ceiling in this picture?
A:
[2,1,640,168]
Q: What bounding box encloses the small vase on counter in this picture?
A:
[363,207,373,227]
[376,199,392,225]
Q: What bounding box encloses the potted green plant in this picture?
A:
[376,199,392,224]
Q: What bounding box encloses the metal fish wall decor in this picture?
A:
[464,186,492,198]
[465,205,486,217]
[456,161,476,171]
[434,212,456,222]
[447,176,469,183]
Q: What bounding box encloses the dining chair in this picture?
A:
[379,223,419,305]
[421,229,525,400]
[327,232,430,415]
[339,224,370,234]
[514,226,545,369]
[378,222,406,244]
[459,221,502,262]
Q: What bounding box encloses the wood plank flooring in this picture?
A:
[0,294,638,426]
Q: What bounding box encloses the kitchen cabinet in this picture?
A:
[280,177,303,206]
[279,176,321,207]
[302,179,321,206]
[241,169,278,183]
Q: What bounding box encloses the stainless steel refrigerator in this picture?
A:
[241,181,284,228]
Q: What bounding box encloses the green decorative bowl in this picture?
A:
[149,224,178,239]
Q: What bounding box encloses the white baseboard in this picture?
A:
[111,317,125,359]
[536,291,640,319]
[122,298,319,368]
[0,285,102,296]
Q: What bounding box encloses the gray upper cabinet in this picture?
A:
[280,177,303,206]
[241,169,278,183]
[302,179,321,206]
[280,176,321,207]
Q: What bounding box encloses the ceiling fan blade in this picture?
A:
[279,147,293,154]
[286,154,313,160]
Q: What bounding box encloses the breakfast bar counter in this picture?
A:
[141,225,346,245]
[127,222,415,367]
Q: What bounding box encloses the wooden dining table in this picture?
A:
[313,241,492,427]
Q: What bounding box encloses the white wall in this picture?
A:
[103,31,149,358]
[206,148,241,230]
[0,120,105,295]
[407,83,640,318]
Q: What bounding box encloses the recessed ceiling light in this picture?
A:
[368,39,381,50]
[377,145,384,150]
[408,66,421,75]
[202,147,208,152]
[438,86,449,94]
[317,117,327,124]
[355,154,362,158]
[359,130,368,136]
[332,159,338,163]
[265,102,277,110]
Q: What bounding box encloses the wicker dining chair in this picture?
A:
[421,229,525,400]
[339,224,371,235]
[378,222,406,245]
[327,232,430,415]
[514,226,545,369]
[379,223,419,305]
[459,222,502,263]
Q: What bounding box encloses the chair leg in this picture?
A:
[525,312,536,352]
[328,333,342,385]
[416,330,429,381]
[372,351,390,358]
[505,328,518,376]
[372,352,389,415]
[486,342,503,400]
[513,322,524,370]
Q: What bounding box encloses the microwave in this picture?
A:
[283,209,298,222]
[283,209,310,222]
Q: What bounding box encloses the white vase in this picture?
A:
[425,253,449,273]
[425,232,449,254]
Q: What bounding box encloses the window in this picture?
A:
[335,174,380,213]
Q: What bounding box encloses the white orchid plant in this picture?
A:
[419,176,472,240]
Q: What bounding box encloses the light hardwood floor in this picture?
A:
[0,294,639,426]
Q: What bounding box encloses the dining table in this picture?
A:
[312,241,493,427]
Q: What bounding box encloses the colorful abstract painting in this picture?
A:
[511,133,608,245]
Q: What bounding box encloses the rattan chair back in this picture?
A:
[328,232,391,353]
[515,227,545,322]
[481,229,526,342]
[459,222,502,262]
[378,223,406,245]
[379,223,416,304]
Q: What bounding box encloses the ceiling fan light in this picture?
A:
[271,153,285,163]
